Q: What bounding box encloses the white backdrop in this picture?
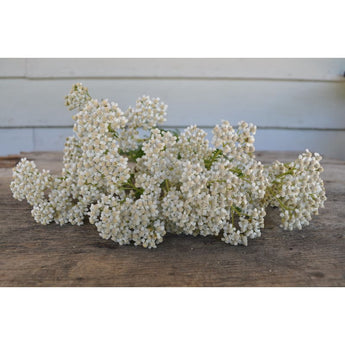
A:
[1,58,345,159]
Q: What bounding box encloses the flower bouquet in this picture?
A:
[10,84,326,248]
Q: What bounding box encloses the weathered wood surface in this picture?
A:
[0,151,344,287]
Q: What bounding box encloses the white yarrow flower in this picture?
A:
[10,84,327,248]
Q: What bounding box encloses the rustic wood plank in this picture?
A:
[0,151,344,286]
[0,155,22,168]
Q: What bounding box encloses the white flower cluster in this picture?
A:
[265,150,326,230]
[10,83,327,248]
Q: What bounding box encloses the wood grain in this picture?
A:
[0,151,344,287]
[0,154,22,168]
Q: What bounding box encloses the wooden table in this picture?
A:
[1,151,344,287]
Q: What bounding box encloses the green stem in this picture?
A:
[207,179,227,185]
[165,179,170,192]
[276,169,295,179]
[274,196,293,211]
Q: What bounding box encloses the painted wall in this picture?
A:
[1,58,345,159]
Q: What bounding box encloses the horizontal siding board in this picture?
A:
[0,59,26,77]
[33,128,73,151]
[170,127,345,160]
[254,129,345,160]
[0,129,33,156]
[1,127,345,160]
[0,58,342,81]
[1,79,345,128]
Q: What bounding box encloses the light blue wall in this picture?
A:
[1,59,345,159]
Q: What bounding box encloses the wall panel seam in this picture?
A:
[0,76,345,83]
[2,126,345,131]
